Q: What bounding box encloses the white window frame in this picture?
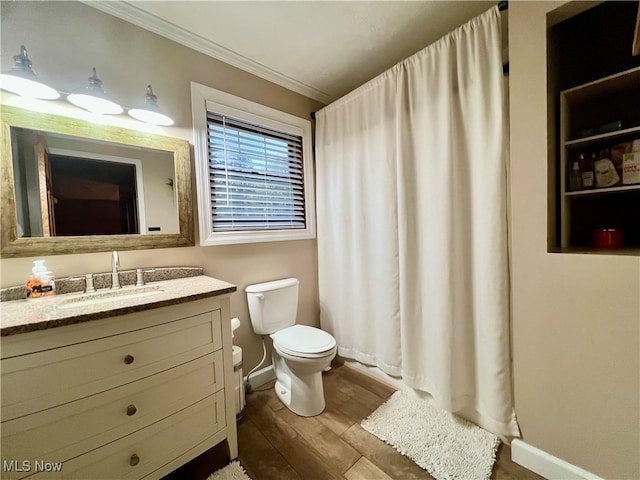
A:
[191,82,316,246]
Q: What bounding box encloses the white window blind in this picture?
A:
[207,111,306,232]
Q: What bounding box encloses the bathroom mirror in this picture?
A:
[1,105,194,257]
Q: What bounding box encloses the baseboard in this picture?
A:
[244,364,275,390]
[511,439,604,480]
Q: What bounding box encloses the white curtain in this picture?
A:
[316,6,519,439]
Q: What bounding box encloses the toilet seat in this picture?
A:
[273,325,336,358]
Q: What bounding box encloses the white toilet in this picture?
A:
[246,278,337,416]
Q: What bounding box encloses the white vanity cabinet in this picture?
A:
[1,295,238,479]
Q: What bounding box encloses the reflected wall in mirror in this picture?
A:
[1,105,194,258]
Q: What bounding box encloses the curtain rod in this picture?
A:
[499,0,509,75]
[311,0,508,120]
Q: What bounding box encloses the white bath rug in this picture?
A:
[206,461,251,480]
[361,390,500,480]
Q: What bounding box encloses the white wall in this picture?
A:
[509,2,640,478]
[139,151,180,235]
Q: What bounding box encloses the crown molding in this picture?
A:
[82,1,333,104]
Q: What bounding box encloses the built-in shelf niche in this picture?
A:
[548,0,640,256]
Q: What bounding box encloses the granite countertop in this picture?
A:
[0,273,237,336]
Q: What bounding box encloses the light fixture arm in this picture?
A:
[87,68,105,93]
[145,85,158,105]
[11,46,33,73]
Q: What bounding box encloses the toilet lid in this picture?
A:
[273,325,336,356]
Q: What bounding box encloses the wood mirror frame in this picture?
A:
[1,105,194,258]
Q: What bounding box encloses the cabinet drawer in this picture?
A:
[2,351,223,474]
[27,391,226,480]
[2,310,221,420]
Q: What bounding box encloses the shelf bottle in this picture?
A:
[579,152,595,189]
[569,158,582,191]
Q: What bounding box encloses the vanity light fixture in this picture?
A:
[127,85,174,126]
[0,45,60,100]
[1,45,175,126]
[67,68,124,115]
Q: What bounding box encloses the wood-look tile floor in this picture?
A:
[236,364,544,480]
[165,363,544,480]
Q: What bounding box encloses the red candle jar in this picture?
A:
[593,228,623,249]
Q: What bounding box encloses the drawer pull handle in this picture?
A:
[130,454,140,467]
[124,354,135,365]
[126,404,137,416]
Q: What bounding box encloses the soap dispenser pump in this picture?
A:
[26,259,56,298]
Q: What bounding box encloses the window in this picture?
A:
[191,83,315,245]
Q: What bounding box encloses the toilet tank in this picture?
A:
[245,278,299,335]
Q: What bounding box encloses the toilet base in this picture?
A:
[274,374,326,417]
[273,351,332,417]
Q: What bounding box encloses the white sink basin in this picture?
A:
[59,285,164,309]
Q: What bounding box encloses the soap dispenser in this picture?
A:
[26,259,56,298]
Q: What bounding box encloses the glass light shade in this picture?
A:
[0,45,59,100]
[0,74,60,100]
[67,68,123,115]
[128,107,174,126]
[127,85,174,126]
[67,92,123,115]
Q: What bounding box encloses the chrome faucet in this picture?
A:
[111,251,121,290]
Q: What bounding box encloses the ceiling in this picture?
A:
[87,1,499,104]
